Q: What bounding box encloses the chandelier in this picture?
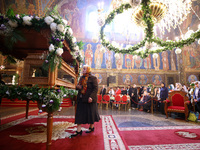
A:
[98,0,200,58]
[132,1,167,27]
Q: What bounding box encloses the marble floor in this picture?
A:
[1,106,199,127]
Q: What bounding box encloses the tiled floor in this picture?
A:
[1,106,199,127]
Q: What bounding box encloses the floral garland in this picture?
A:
[0,7,84,72]
[0,84,78,113]
[100,0,200,58]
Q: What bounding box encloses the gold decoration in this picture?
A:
[132,2,167,27]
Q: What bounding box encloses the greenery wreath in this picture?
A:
[0,6,84,72]
[100,0,200,58]
[0,84,78,113]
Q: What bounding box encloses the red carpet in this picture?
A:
[0,115,128,150]
[119,126,200,149]
[1,98,72,107]
[0,108,47,125]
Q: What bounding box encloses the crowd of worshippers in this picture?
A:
[99,81,200,114]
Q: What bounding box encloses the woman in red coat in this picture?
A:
[115,87,121,95]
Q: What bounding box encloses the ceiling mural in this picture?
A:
[4,0,37,15]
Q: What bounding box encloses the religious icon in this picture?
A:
[125,54,132,69]
[94,44,103,69]
[152,75,162,85]
[170,50,176,71]
[153,54,160,70]
[85,44,93,67]
[135,56,142,69]
[94,73,102,84]
[162,51,169,71]
[115,53,123,70]
[188,75,197,83]
[138,75,147,85]
[105,50,113,69]
[143,54,151,69]
[123,74,132,85]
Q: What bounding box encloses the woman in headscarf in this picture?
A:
[70,65,100,138]
[174,83,183,91]
[168,84,174,92]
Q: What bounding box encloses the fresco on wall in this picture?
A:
[181,1,200,33]
[82,42,177,71]
[85,44,93,67]
[115,53,123,70]
[138,75,147,85]
[94,73,102,84]
[188,75,198,83]
[143,54,151,69]
[94,44,103,69]
[105,49,114,70]
[152,75,162,85]
[5,0,37,15]
[59,0,84,37]
[153,53,160,71]
[123,74,132,85]
[161,51,169,71]
[125,54,132,69]
[184,43,200,69]
[134,56,143,69]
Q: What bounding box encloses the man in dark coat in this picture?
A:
[100,85,106,97]
[71,65,100,138]
[159,82,168,114]
[137,90,151,112]
[130,84,138,108]
[193,82,200,113]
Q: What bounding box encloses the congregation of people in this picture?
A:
[98,81,200,115]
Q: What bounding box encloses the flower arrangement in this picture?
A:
[0,84,78,113]
[190,82,195,95]
[100,0,200,58]
[0,6,84,72]
[148,83,154,94]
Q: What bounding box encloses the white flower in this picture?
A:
[49,44,55,52]
[22,16,32,25]
[57,24,65,32]
[72,37,76,43]
[0,65,5,70]
[23,16,32,25]
[72,54,77,59]
[35,16,40,20]
[63,28,67,34]
[8,20,18,28]
[74,45,79,51]
[67,27,73,36]
[62,19,68,26]
[50,22,57,32]
[6,91,10,95]
[16,14,20,19]
[44,16,54,25]
[56,48,63,56]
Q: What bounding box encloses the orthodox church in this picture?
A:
[0,0,200,150]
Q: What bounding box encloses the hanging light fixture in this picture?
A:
[152,53,159,58]
[175,48,182,54]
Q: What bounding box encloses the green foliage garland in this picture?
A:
[100,0,200,58]
[0,85,78,113]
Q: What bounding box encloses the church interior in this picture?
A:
[0,0,200,150]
